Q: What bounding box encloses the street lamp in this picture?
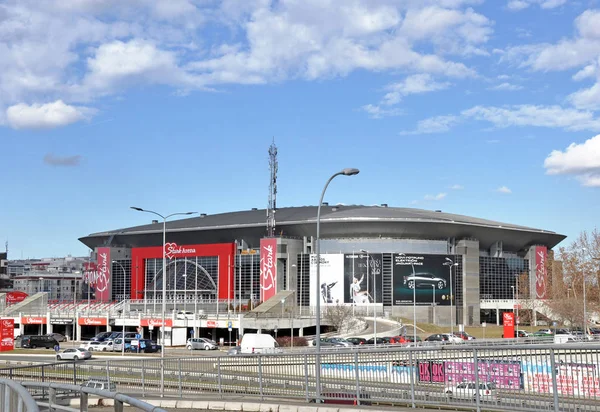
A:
[444,258,458,336]
[359,249,377,346]
[113,260,126,356]
[130,206,197,395]
[315,168,359,402]
[431,284,436,324]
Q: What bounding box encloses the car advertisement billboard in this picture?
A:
[309,254,345,305]
[344,253,383,304]
[392,254,454,306]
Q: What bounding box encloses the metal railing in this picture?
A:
[0,378,39,411]
[2,343,600,411]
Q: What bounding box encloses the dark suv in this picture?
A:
[21,335,58,349]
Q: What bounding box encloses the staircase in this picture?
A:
[247,291,295,315]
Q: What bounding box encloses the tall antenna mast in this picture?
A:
[267,139,278,237]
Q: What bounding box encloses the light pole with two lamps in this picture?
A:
[315,168,359,403]
[443,258,458,336]
[113,260,127,356]
[130,207,198,395]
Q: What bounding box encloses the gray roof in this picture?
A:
[79,205,566,251]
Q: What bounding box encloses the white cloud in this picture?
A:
[361,104,403,119]
[544,134,600,186]
[449,184,464,190]
[381,74,450,105]
[507,0,566,10]
[6,100,93,129]
[462,105,600,131]
[496,186,512,194]
[568,83,600,110]
[572,63,598,81]
[489,82,523,91]
[400,115,461,135]
[424,192,447,200]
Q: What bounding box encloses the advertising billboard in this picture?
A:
[0,318,14,352]
[6,291,28,305]
[309,254,345,305]
[344,253,383,304]
[535,246,548,299]
[392,254,454,306]
[260,238,277,302]
[83,247,112,302]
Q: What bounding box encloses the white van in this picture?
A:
[240,333,281,354]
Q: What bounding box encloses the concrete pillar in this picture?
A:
[456,239,480,326]
[496,307,500,326]
[47,311,53,334]
[76,313,82,341]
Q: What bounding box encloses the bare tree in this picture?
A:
[324,304,356,333]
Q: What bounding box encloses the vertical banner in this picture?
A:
[260,238,277,302]
[309,254,345,306]
[503,312,515,339]
[0,319,14,352]
[535,246,548,299]
[343,253,383,304]
[83,248,112,302]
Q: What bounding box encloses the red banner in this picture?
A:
[6,291,28,305]
[0,319,14,352]
[260,238,277,302]
[535,246,548,299]
[21,316,46,325]
[140,318,173,327]
[78,317,107,326]
[83,248,112,302]
[503,312,515,339]
[206,320,218,328]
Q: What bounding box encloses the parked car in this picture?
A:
[389,336,410,344]
[444,382,498,402]
[454,331,475,341]
[442,333,464,344]
[515,330,530,337]
[91,332,113,342]
[112,338,133,352]
[345,337,367,345]
[425,334,449,343]
[328,338,353,347]
[130,339,161,353]
[20,335,58,349]
[537,329,554,335]
[57,348,92,361]
[365,337,388,345]
[98,341,114,351]
[312,338,348,347]
[187,337,218,350]
[404,272,447,290]
[46,333,67,342]
[83,378,116,392]
[80,341,103,351]
[176,310,195,320]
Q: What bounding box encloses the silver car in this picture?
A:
[404,272,446,290]
[57,348,92,361]
[186,338,218,350]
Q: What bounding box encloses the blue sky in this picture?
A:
[2,0,600,258]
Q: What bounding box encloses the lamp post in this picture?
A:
[130,206,197,396]
[113,260,126,356]
[444,258,458,336]
[315,168,359,403]
[431,284,435,324]
[360,249,377,347]
[582,248,587,339]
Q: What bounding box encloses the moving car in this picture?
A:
[404,272,446,290]
[83,378,116,392]
[186,337,218,350]
[20,335,59,349]
[444,382,498,402]
[57,348,92,361]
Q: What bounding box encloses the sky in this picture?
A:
[2,0,600,259]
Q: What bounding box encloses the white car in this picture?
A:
[445,382,498,402]
[80,341,103,351]
[176,311,195,320]
[98,341,114,351]
[442,333,464,344]
[57,348,92,361]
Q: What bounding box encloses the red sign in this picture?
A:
[260,238,277,302]
[83,248,112,302]
[503,312,515,339]
[164,243,197,260]
[0,319,14,352]
[6,291,28,305]
[535,246,548,299]
[78,317,107,326]
[21,316,46,325]
[140,318,173,327]
[206,320,218,328]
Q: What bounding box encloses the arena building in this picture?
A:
[78,204,565,331]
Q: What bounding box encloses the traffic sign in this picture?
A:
[227,321,232,328]
[135,334,141,339]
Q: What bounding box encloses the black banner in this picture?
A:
[393,254,456,306]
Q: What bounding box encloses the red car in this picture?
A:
[454,331,475,341]
[389,336,409,344]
